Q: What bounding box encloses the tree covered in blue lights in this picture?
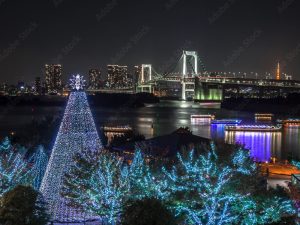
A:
[292,160,300,170]
[63,142,295,224]
[31,145,48,190]
[84,151,129,224]
[127,148,158,200]
[0,137,11,152]
[0,137,32,197]
[160,143,295,224]
[40,83,103,222]
[63,149,158,224]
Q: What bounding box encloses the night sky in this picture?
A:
[0,0,299,83]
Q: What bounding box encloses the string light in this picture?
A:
[70,74,86,91]
[62,148,160,224]
[31,145,48,190]
[160,143,295,224]
[40,80,103,223]
[0,137,32,197]
[0,137,11,152]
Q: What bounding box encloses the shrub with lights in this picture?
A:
[62,148,157,224]
[31,145,48,190]
[63,142,296,224]
[0,137,32,197]
[160,143,295,224]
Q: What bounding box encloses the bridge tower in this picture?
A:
[136,64,153,93]
[182,51,198,76]
[181,51,198,100]
[141,64,152,83]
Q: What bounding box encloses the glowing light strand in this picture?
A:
[160,143,295,224]
[40,89,103,222]
[0,138,32,197]
[70,74,86,91]
[31,145,49,190]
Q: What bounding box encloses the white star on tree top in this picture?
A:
[70,74,86,91]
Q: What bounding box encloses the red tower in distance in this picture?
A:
[276,62,280,80]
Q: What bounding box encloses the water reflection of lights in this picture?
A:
[137,118,153,122]
[179,102,192,108]
[178,119,189,126]
[191,118,211,125]
[283,127,300,159]
[225,131,282,162]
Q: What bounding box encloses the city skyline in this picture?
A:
[1,1,300,224]
[0,0,300,83]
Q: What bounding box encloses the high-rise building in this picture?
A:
[134,65,142,84]
[45,64,62,94]
[0,83,6,95]
[35,77,42,95]
[107,65,133,89]
[88,69,101,90]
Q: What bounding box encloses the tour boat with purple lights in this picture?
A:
[225,124,282,132]
[211,119,242,125]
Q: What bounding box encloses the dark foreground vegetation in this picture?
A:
[0,132,298,224]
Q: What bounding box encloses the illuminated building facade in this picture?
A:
[35,77,42,94]
[107,65,133,89]
[88,69,101,90]
[45,64,62,94]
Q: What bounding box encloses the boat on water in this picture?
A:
[211,119,242,125]
[191,114,215,124]
[190,114,215,119]
[225,124,282,132]
[278,119,300,127]
[102,125,133,133]
[255,113,274,121]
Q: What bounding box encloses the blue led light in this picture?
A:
[40,90,103,222]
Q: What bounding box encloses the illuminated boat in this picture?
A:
[211,119,242,125]
[254,113,274,121]
[191,114,215,119]
[191,114,215,124]
[102,125,133,133]
[225,124,282,132]
[281,119,300,127]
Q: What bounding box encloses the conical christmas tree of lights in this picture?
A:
[40,75,103,222]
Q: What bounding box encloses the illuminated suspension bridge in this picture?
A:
[136,51,300,100]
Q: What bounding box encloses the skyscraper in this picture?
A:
[107,65,132,89]
[45,64,62,94]
[88,69,101,90]
[35,77,42,95]
[134,65,142,83]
